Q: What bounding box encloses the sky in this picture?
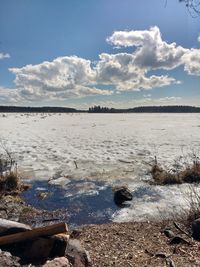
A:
[0,0,200,109]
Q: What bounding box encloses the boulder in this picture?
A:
[0,249,20,267]
[65,239,91,267]
[113,186,133,205]
[192,218,200,241]
[43,257,71,267]
[1,233,69,264]
[22,234,69,262]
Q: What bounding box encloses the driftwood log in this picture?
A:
[0,218,31,235]
[0,222,68,246]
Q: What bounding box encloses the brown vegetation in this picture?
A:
[182,186,200,226]
[0,147,30,195]
[151,159,200,226]
[151,161,200,185]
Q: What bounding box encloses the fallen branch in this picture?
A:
[173,222,191,238]
[0,219,31,235]
[0,222,68,246]
[118,159,134,164]
[74,160,78,169]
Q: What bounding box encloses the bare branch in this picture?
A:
[179,0,200,17]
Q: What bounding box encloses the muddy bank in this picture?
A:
[0,194,68,228]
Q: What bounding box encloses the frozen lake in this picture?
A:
[1,113,200,224]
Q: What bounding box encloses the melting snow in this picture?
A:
[1,112,200,222]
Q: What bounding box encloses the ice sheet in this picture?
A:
[1,112,200,221]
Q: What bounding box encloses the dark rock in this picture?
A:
[192,218,200,241]
[1,234,69,265]
[50,234,69,258]
[22,234,68,263]
[169,236,190,245]
[65,239,91,267]
[23,237,55,261]
[113,186,133,205]
[163,229,175,238]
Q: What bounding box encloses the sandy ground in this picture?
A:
[79,222,200,267]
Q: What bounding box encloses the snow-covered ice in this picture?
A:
[1,112,200,222]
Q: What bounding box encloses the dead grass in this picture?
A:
[180,162,200,183]
[150,164,181,185]
[151,159,200,226]
[0,145,30,195]
[181,186,200,227]
[151,161,200,185]
[0,172,21,192]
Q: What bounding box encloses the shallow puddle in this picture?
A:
[22,180,118,228]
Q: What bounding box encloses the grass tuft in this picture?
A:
[151,161,200,185]
[151,164,181,185]
[180,162,200,183]
[0,145,30,195]
[0,172,21,192]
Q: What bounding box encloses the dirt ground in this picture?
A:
[79,221,200,267]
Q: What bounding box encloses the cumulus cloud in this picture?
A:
[107,26,186,70]
[114,75,178,91]
[9,56,112,102]
[1,26,200,104]
[198,35,200,42]
[107,26,200,75]
[0,53,10,60]
[0,87,22,104]
[182,49,200,76]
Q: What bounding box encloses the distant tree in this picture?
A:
[88,105,200,113]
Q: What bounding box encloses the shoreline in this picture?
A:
[0,190,199,266]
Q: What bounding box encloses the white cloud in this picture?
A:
[115,75,178,91]
[158,96,182,102]
[9,56,112,102]
[0,26,200,104]
[182,49,200,76]
[0,87,22,104]
[107,26,186,70]
[95,53,139,85]
[198,35,200,42]
[0,53,10,60]
[94,26,195,92]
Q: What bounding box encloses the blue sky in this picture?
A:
[0,0,200,108]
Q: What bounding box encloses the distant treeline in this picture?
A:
[0,105,200,113]
[88,105,200,113]
[0,106,77,113]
